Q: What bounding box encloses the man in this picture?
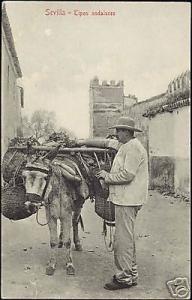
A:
[96,116,149,290]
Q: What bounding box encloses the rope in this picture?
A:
[76,152,95,202]
[11,157,26,187]
[103,220,115,252]
[93,152,101,169]
[6,150,18,165]
[36,204,50,226]
[77,152,90,178]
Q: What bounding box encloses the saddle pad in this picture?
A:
[54,157,80,175]
[53,157,89,199]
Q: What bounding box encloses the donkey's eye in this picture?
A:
[39,177,46,187]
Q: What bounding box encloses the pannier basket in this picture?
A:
[93,177,115,222]
[1,184,34,220]
[2,150,27,183]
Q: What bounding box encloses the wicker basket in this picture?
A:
[93,177,115,222]
[1,184,34,220]
[2,150,27,183]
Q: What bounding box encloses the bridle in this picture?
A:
[23,164,53,226]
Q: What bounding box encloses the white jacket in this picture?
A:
[105,138,148,206]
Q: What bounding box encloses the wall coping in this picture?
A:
[143,94,190,118]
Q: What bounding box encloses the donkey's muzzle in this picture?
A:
[26,193,42,204]
[25,194,42,214]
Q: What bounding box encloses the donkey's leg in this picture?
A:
[58,221,64,248]
[72,205,83,251]
[46,216,58,275]
[60,214,75,275]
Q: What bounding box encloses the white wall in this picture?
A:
[148,105,190,194]
[149,112,175,157]
[174,106,190,194]
[149,106,190,159]
[174,106,190,158]
[1,30,22,156]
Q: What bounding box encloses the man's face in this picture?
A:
[116,128,128,143]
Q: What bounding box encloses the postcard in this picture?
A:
[1,1,190,299]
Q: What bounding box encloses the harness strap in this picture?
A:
[25,166,49,174]
[35,169,53,226]
[41,170,52,200]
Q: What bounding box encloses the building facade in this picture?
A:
[143,71,190,195]
[1,5,24,156]
[89,71,190,196]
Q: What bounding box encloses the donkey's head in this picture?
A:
[22,145,61,214]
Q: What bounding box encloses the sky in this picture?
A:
[5,1,190,138]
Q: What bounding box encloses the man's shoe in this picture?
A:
[114,274,137,286]
[104,277,137,290]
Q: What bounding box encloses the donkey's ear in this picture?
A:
[42,144,61,161]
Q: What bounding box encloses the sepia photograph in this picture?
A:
[1,1,190,299]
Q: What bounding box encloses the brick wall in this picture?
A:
[93,110,121,137]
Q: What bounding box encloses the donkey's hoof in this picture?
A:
[66,264,75,275]
[46,265,56,276]
[75,243,83,251]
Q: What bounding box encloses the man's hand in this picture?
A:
[95,170,108,179]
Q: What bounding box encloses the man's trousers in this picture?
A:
[114,205,142,285]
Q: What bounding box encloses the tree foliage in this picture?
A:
[22,110,56,140]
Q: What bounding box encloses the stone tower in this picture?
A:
[89,76,138,137]
[89,77,124,137]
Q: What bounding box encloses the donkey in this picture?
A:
[22,146,89,276]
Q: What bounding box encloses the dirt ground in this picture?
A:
[1,190,190,299]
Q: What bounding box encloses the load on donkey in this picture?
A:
[1,133,117,275]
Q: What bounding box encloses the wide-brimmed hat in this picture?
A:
[109,117,142,132]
